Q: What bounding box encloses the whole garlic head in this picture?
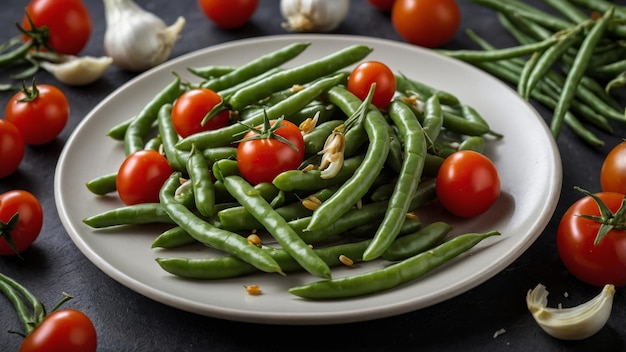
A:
[103,0,185,72]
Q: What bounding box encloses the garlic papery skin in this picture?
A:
[526,283,615,340]
[39,55,113,86]
[280,0,349,33]
[103,0,185,72]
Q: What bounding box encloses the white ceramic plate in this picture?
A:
[55,35,561,325]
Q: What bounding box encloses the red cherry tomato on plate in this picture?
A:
[5,83,69,146]
[171,88,230,138]
[347,61,396,109]
[116,150,174,205]
[392,0,460,48]
[0,190,43,255]
[436,150,500,218]
[21,0,92,55]
[557,190,626,287]
[0,119,25,178]
[236,119,304,185]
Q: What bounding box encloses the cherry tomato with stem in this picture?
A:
[557,188,626,287]
[5,81,69,146]
[197,0,258,29]
[20,309,97,352]
[0,119,25,178]
[436,150,500,218]
[116,150,174,205]
[600,140,626,194]
[237,116,304,185]
[0,190,43,255]
[171,88,230,138]
[21,0,92,55]
[392,0,460,48]
[347,61,396,109]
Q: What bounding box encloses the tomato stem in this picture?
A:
[17,78,40,103]
[236,110,299,151]
[0,213,23,258]
[573,186,626,245]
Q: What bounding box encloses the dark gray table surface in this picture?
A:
[1,0,625,351]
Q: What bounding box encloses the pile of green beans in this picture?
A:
[438,0,626,148]
[83,42,502,299]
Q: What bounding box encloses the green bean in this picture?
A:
[222,175,331,279]
[523,24,586,100]
[385,122,404,174]
[551,8,612,138]
[151,226,196,249]
[225,45,372,111]
[436,36,560,62]
[203,43,310,93]
[588,59,626,79]
[0,276,35,334]
[83,203,174,228]
[381,221,453,261]
[440,110,490,136]
[202,146,237,163]
[568,0,626,37]
[306,105,390,231]
[156,238,369,280]
[176,73,345,151]
[107,117,133,141]
[155,219,445,280]
[85,172,117,195]
[421,95,443,145]
[157,103,187,171]
[187,65,235,80]
[160,173,283,275]
[288,231,500,299]
[187,146,215,218]
[217,187,336,231]
[144,135,162,151]
[212,158,240,179]
[458,136,486,153]
[125,74,183,155]
[474,0,572,31]
[0,272,48,335]
[287,102,336,126]
[325,85,370,157]
[273,153,365,192]
[363,100,426,261]
[395,74,460,106]
[294,178,437,244]
[346,218,422,240]
[606,72,626,93]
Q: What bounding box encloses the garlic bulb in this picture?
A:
[280,0,349,33]
[103,0,186,72]
[526,283,615,340]
[39,55,113,86]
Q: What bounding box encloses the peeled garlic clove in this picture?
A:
[40,55,113,86]
[526,283,615,340]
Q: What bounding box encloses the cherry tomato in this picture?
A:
[557,191,626,287]
[0,190,43,255]
[237,119,304,185]
[367,0,396,12]
[21,0,92,55]
[600,141,626,194]
[436,150,500,218]
[0,119,25,178]
[392,0,460,48]
[197,0,258,29]
[347,61,396,109]
[116,150,173,205]
[171,88,230,138]
[5,83,69,146]
[20,309,97,352]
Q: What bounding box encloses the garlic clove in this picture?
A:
[103,0,186,72]
[526,283,615,340]
[39,55,113,86]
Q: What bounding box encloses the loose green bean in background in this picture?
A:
[289,231,500,299]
